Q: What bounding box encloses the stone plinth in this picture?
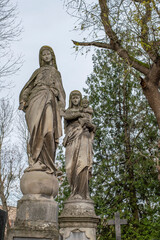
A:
[8,171,59,240]
[20,171,59,197]
[59,198,100,240]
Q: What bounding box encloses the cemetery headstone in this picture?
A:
[107,212,128,240]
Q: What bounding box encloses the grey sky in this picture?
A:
[11,0,93,107]
[0,0,95,206]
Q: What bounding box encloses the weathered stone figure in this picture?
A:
[59,92,99,240]
[19,45,65,174]
[8,46,65,240]
[63,90,95,199]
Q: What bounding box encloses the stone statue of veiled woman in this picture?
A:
[19,45,65,174]
[63,90,95,199]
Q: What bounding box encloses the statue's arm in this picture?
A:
[19,69,40,112]
[19,81,34,111]
[64,109,84,120]
[84,107,93,114]
[56,71,66,111]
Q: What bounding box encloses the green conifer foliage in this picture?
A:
[84,49,160,239]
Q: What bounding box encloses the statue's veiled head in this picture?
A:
[39,45,58,69]
[69,90,82,108]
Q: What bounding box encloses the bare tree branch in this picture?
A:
[0,99,24,235]
[98,0,150,75]
[72,39,150,76]
[72,40,113,49]
[137,1,158,61]
[0,0,22,90]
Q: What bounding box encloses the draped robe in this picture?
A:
[63,109,93,199]
[19,65,65,173]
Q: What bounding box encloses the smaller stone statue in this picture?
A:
[59,93,99,240]
[63,90,96,200]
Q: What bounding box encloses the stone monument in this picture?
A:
[8,45,66,240]
[59,91,99,240]
[107,212,128,240]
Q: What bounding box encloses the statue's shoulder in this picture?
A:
[29,67,41,79]
[19,68,41,101]
[24,68,41,87]
[50,66,61,78]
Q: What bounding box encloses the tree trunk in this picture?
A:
[141,81,160,128]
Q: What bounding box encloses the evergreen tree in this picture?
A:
[84,49,160,240]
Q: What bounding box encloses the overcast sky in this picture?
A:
[10,0,94,108]
[3,1,94,204]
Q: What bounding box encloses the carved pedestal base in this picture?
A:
[8,171,59,240]
[59,198,100,240]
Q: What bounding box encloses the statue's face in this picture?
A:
[82,101,89,108]
[71,94,81,106]
[41,49,52,63]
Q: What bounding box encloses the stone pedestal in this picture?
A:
[59,199,100,240]
[8,171,59,240]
